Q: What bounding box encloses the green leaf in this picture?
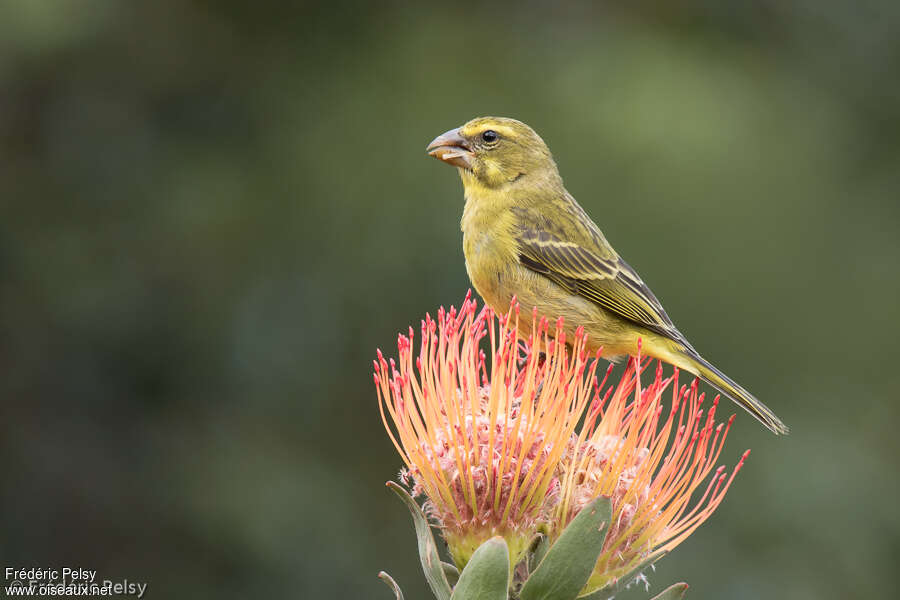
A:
[649,582,688,600]
[577,550,668,600]
[377,571,405,600]
[387,482,452,600]
[442,561,460,587]
[450,536,510,600]
[520,496,612,600]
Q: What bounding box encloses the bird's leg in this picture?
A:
[516,341,547,367]
[516,341,548,396]
[516,340,530,367]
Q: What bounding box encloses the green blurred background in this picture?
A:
[1,1,898,598]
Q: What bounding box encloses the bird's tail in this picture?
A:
[674,346,789,435]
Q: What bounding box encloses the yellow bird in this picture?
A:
[426,116,788,435]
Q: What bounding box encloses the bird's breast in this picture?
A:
[461,199,519,311]
[463,230,513,301]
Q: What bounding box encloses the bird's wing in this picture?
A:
[516,224,684,342]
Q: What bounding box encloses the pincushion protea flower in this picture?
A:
[375,290,596,567]
[554,356,749,593]
[375,292,748,594]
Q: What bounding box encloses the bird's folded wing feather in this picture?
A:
[516,225,683,342]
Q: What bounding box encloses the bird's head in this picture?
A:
[426,117,559,190]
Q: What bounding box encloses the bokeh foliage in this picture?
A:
[0,1,898,599]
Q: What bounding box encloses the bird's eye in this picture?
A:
[481,130,499,143]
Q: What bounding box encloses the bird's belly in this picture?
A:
[464,255,514,312]
[466,260,639,359]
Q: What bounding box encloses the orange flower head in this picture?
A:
[376,291,600,566]
[552,348,749,593]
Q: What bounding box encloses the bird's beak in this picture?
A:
[426,128,474,169]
